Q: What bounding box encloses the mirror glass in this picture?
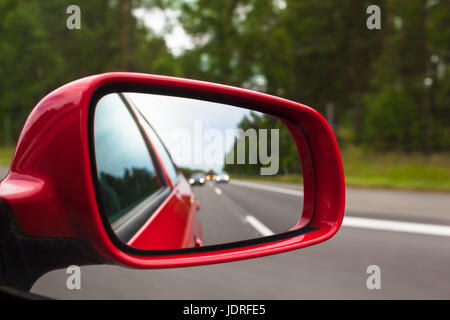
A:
[93,92,304,252]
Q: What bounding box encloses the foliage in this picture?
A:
[0,0,448,191]
[223,112,300,176]
[179,167,205,178]
[0,148,14,166]
[0,0,178,145]
[170,0,449,152]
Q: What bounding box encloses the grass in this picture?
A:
[233,174,303,184]
[0,147,14,166]
[231,147,450,192]
[342,146,450,192]
[1,145,449,192]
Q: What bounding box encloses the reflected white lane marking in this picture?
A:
[214,187,222,195]
[230,180,303,197]
[244,215,274,236]
[343,216,450,237]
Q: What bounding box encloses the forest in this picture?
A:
[0,0,448,189]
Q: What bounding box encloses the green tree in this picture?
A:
[362,0,450,152]
[223,112,300,176]
[0,0,176,146]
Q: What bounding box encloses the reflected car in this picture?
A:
[215,172,230,183]
[189,173,206,186]
[205,169,217,181]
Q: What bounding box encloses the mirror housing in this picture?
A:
[0,73,345,271]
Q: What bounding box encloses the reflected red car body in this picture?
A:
[127,177,202,250]
[123,99,203,250]
[0,74,203,254]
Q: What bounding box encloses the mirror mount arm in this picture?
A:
[0,200,106,292]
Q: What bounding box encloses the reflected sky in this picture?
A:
[94,93,157,178]
[126,93,260,172]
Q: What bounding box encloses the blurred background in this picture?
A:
[1,0,450,299]
[0,0,449,190]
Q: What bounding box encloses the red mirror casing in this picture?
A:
[0,73,345,270]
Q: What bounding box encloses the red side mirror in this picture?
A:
[0,73,345,290]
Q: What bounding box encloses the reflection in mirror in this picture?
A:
[93,92,304,252]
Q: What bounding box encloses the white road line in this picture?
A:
[230,180,303,197]
[214,187,222,195]
[342,216,450,237]
[231,180,450,237]
[244,215,275,236]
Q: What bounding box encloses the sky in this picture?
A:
[129,8,270,172]
[133,0,288,56]
[95,93,158,178]
[133,7,192,56]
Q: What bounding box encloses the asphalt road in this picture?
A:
[29,178,450,299]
